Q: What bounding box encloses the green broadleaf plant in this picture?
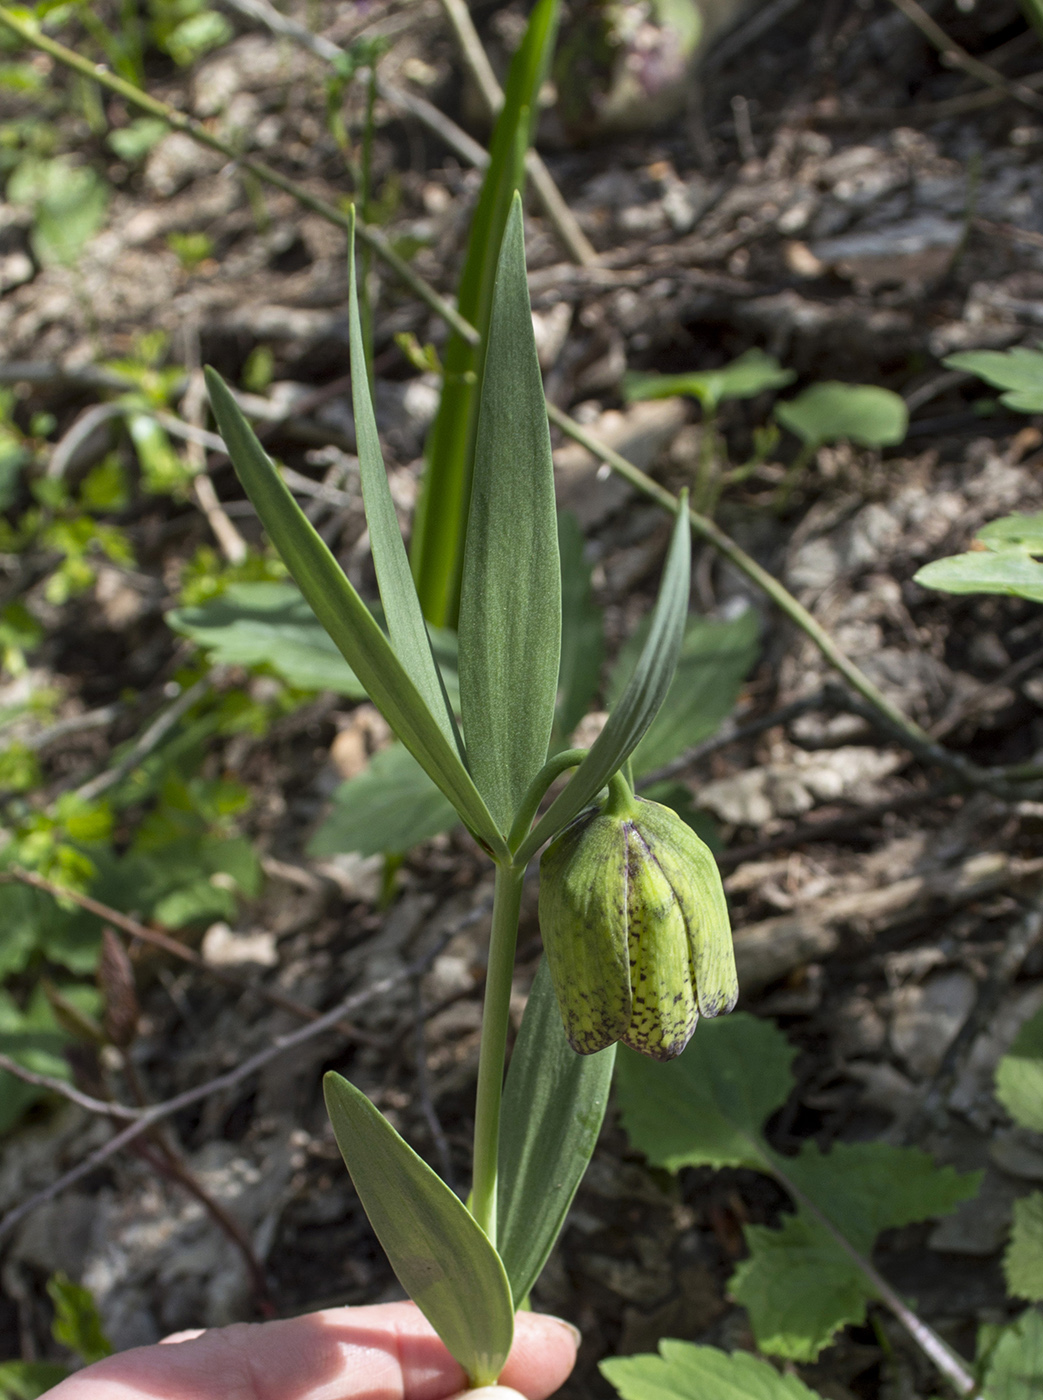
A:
[624,350,796,413]
[307,743,457,860]
[915,513,1043,605]
[624,350,795,512]
[207,193,706,1382]
[616,1013,980,1362]
[603,1336,822,1400]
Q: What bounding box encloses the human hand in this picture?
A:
[43,1300,580,1400]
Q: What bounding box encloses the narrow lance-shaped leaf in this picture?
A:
[204,369,507,858]
[458,194,561,835]
[323,1072,515,1386]
[515,497,691,864]
[411,0,560,626]
[347,210,460,754]
[497,958,615,1306]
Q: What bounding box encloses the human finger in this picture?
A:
[44,1299,579,1400]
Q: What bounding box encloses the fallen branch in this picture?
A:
[734,852,1043,994]
[0,1053,138,1120]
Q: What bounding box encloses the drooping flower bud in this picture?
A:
[538,783,736,1061]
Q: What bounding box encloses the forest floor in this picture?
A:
[2,2,1043,1397]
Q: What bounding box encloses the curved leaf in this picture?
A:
[323,1071,515,1385]
[514,499,691,864]
[914,550,1043,604]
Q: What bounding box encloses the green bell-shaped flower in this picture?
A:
[538,776,736,1061]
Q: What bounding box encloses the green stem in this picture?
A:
[470,860,525,1244]
[603,767,638,819]
[773,441,815,512]
[693,404,718,513]
[507,748,588,853]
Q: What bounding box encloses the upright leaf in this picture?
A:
[204,369,506,859]
[602,1337,822,1400]
[556,510,604,741]
[347,215,458,752]
[323,1072,514,1385]
[515,501,691,864]
[411,0,561,626]
[458,196,561,835]
[497,958,615,1306]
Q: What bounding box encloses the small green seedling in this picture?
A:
[5,155,108,266]
[773,381,908,505]
[206,196,738,1384]
[774,381,908,453]
[167,230,213,272]
[625,349,795,512]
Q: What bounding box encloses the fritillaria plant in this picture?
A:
[205,194,736,1387]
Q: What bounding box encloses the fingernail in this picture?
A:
[546,1315,582,1349]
